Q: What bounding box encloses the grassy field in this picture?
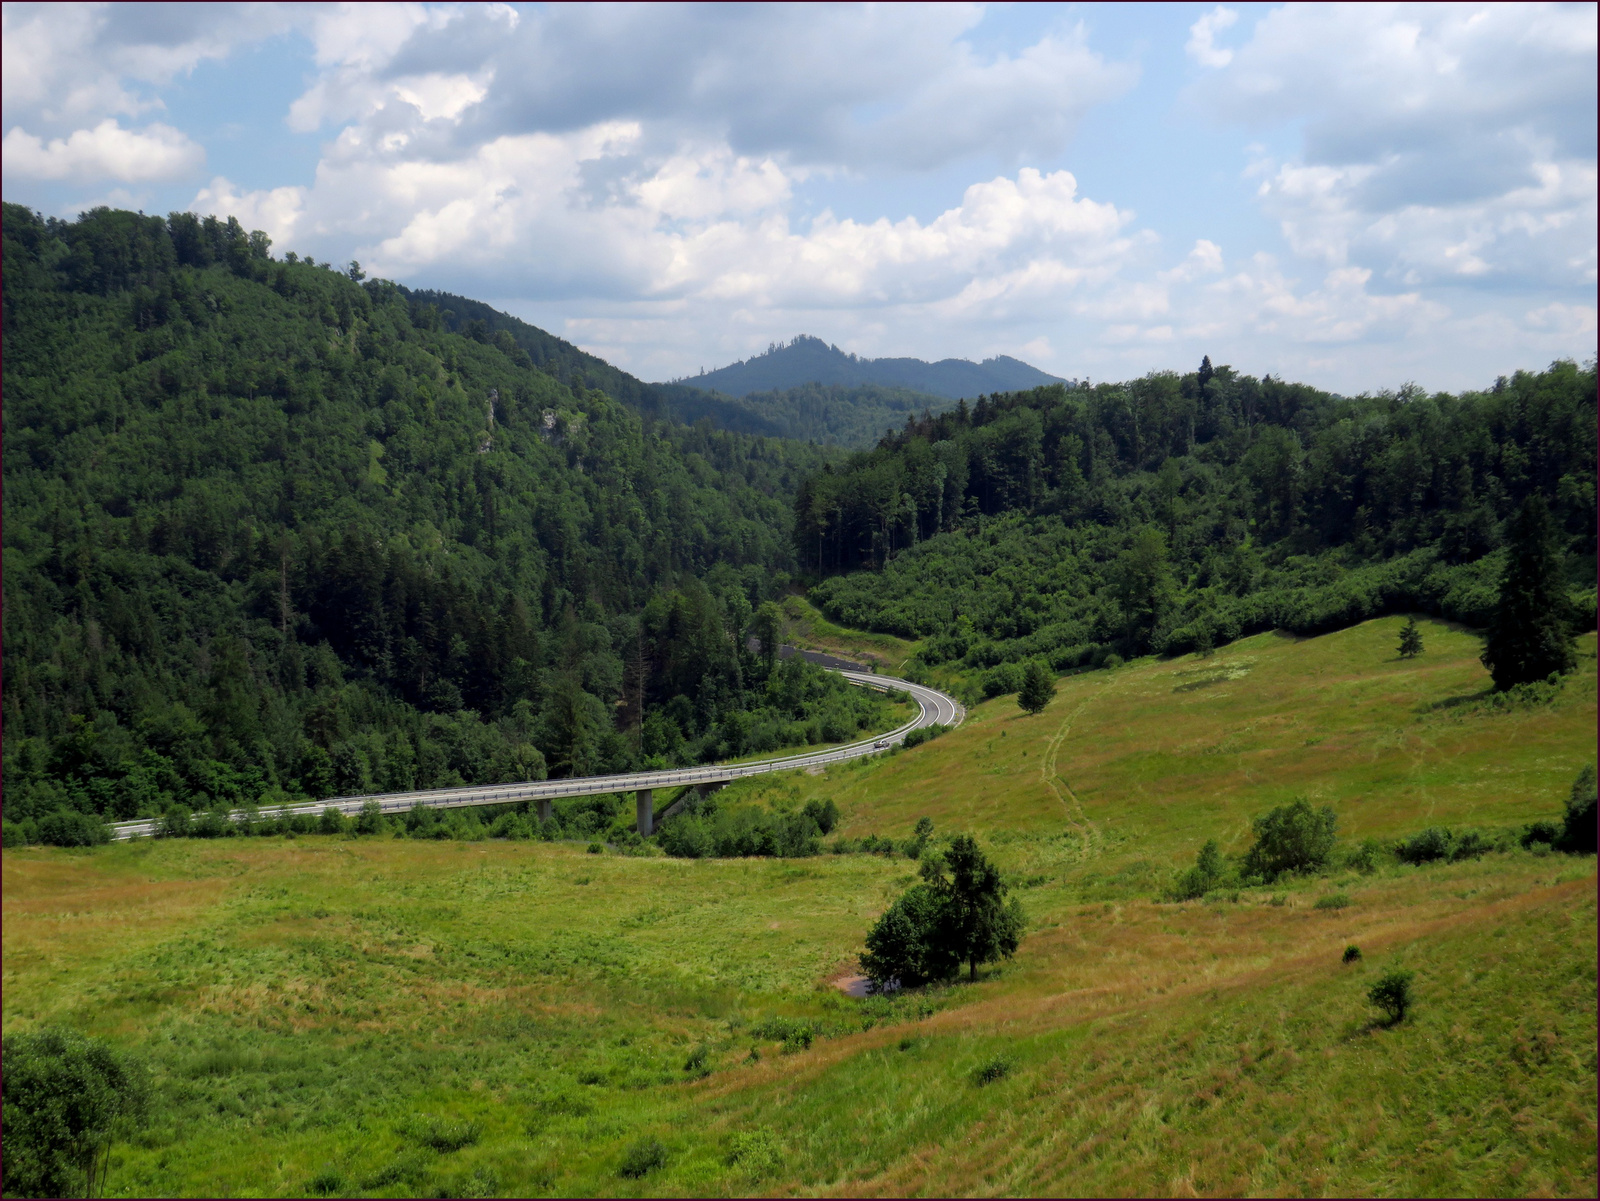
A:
[3,616,1595,1197]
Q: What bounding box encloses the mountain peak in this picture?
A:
[670,335,1068,399]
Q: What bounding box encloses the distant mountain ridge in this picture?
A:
[670,334,1069,399]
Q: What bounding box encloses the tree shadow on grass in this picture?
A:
[1420,688,1497,713]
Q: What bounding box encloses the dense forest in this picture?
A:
[0,204,890,843]
[414,299,960,449]
[798,358,1597,691]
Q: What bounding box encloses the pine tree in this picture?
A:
[1197,354,1215,394]
[1017,660,1056,714]
[1481,495,1575,690]
[1397,616,1424,659]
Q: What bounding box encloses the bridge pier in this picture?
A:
[537,799,552,824]
[636,789,653,836]
[694,781,725,801]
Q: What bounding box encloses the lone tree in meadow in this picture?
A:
[1397,616,1424,659]
[1368,969,1416,1025]
[1017,660,1056,714]
[860,835,1024,988]
[1481,495,1575,690]
[1241,798,1338,882]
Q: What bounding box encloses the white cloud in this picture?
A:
[1,1,294,131]
[1195,3,1596,292]
[191,176,307,246]
[1185,7,1239,69]
[2,119,203,182]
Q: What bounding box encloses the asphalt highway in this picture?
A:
[107,669,963,841]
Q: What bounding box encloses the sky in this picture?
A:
[2,2,1595,393]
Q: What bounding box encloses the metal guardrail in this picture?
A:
[107,672,963,841]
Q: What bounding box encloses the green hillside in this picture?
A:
[0,205,881,845]
[4,618,1593,1196]
[796,362,1597,700]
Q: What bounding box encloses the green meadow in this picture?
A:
[3,616,1595,1197]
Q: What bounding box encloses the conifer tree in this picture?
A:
[1017,660,1056,714]
[1398,616,1424,659]
[1481,495,1575,689]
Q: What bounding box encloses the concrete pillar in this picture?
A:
[694,781,724,800]
[537,799,552,824]
[636,789,653,836]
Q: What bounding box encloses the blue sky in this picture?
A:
[3,2,1594,391]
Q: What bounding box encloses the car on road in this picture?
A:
[874,739,889,749]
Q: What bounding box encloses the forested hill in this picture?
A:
[405,288,788,439]
[408,295,952,448]
[798,361,1597,691]
[0,204,886,839]
[676,334,1067,398]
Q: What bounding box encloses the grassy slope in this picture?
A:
[2,617,1594,1198]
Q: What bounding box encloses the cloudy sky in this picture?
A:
[3,2,1595,391]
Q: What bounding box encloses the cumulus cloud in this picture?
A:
[1185,7,1239,69]
[2,119,203,182]
[1,1,293,131]
[1196,3,1596,290]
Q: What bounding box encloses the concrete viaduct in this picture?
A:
[107,667,963,842]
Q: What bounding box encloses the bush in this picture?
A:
[157,806,192,839]
[1558,764,1597,853]
[682,1045,709,1075]
[901,723,951,749]
[400,1115,481,1153]
[1394,826,1493,865]
[974,1055,1011,1084]
[35,808,111,847]
[0,1027,149,1199]
[1344,837,1384,873]
[618,1137,667,1178]
[1314,892,1351,910]
[586,842,603,854]
[318,806,348,836]
[1395,827,1454,864]
[1368,968,1415,1024]
[801,798,839,834]
[354,800,386,835]
[1342,944,1362,964]
[1241,799,1338,881]
[727,1128,782,1177]
[308,1167,345,1195]
[1166,839,1229,901]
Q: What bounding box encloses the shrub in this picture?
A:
[1,1027,149,1199]
[974,1055,1011,1084]
[1314,892,1351,910]
[801,798,839,834]
[586,842,603,854]
[727,1128,782,1177]
[618,1137,667,1178]
[354,800,386,835]
[1342,944,1362,964]
[1395,827,1453,864]
[1368,968,1415,1024]
[901,723,951,749]
[318,806,348,836]
[401,1115,481,1153]
[1448,830,1492,861]
[308,1167,345,1195]
[682,1045,709,1075]
[1344,837,1384,873]
[1166,839,1229,901]
[1241,799,1338,881]
[1558,764,1597,853]
[35,808,111,847]
[860,883,954,989]
[158,806,192,839]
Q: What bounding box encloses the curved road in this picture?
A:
[107,670,963,841]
